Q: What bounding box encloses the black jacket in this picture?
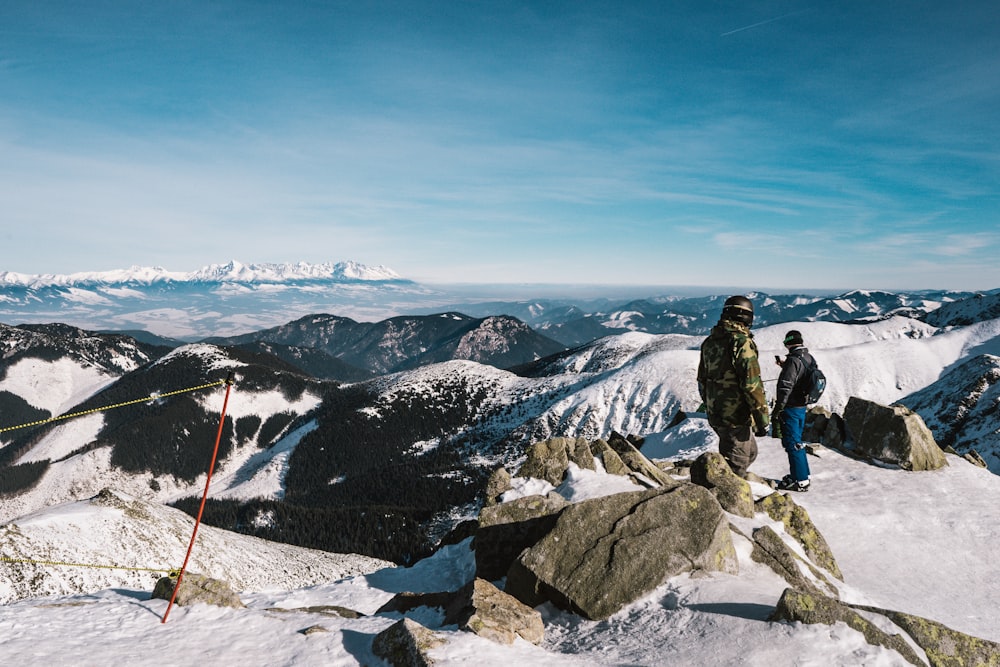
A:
[775,346,815,409]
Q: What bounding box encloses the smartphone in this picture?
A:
[774,355,782,364]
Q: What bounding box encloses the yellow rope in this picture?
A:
[0,380,227,435]
[0,555,177,575]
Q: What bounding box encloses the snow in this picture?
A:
[2,418,998,666]
[0,357,116,415]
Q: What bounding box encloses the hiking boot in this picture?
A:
[776,476,810,492]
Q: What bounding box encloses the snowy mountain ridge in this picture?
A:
[0,260,405,287]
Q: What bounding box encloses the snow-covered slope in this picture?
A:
[1,343,324,524]
[0,488,391,605]
[1,420,997,666]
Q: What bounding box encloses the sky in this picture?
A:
[1,1,999,291]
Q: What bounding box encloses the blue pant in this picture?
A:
[779,406,810,482]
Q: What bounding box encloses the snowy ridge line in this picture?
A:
[0,378,228,434]
[0,260,405,287]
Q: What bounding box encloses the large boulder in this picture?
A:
[474,492,569,580]
[690,451,754,518]
[151,572,244,609]
[372,618,444,667]
[843,397,948,471]
[515,438,572,485]
[505,484,738,620]
[443,578,544,645]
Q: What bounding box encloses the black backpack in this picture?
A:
[803,357,827,404]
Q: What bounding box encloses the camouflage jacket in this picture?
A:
[697,319,770,431]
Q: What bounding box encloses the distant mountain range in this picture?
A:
[1,259,995,342]
[0,260,404,286]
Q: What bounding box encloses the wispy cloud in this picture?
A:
[720,10,810,37]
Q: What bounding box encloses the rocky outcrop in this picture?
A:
[375,579,544,647]
[804,406,847,450]
[773,588,1000,667]
[515,436,595,485]
[444,578,544,645]
[857,606,1000,667]
[474,492,569,580]
[755,492,842,580]
[151,571,244,609]
[690,451,754,518]
[589,438,631,476]
[483,467,513,506]
[843,397,948,470]
[516,438,572,485]
[749,526,838,597]
[372,618,444,667]
[505,484,738,620]
[770,588,925,665]
[605,432,678,487]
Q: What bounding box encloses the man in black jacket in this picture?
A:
[772,330,814,491]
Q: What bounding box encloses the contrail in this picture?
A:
[720,9,808,37]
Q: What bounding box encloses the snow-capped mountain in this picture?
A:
[0,260,404,287]
[0,260,429,340]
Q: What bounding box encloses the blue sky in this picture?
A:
[1,1,998,291]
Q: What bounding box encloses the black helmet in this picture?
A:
[721,295,754,326]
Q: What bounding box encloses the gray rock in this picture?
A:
[606,431,678,487]
[372,618,445,667]
[755,492,842,580]
[853,605,1000,667]
[567,437,597,471]
[375,591,455,615]
[484,467,512,506]
[750,526,837,597]
[444,578,544,645]
[770,588,925,666]
[516,437,572,485]
[804,407,847,451]
[963,449,988,468]
[590,438,631,476]
[844,397,948,470]
[690,451,754,518]
[505,484,738,620]
[474,492,569,580]
[151,571,244,609]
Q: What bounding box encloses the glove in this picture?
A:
[770,406,783,439]
[754,416,768,437]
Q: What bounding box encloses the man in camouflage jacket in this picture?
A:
[697,295,770,478]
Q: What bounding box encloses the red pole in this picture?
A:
[161,373,234,624]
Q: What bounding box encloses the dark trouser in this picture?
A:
[713,424,757,478]
[779,406,810,482]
